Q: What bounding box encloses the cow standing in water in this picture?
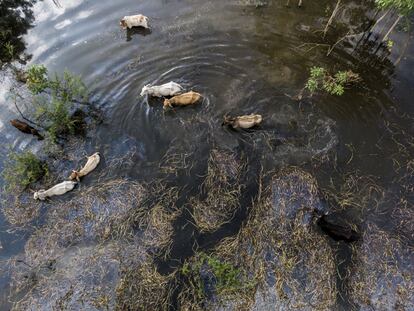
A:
[286,0,303,7]
[10,119,44,140]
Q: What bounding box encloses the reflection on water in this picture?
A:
[0,0,37,63]
[0,0,413,310]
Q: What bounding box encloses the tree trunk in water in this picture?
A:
[323,0,341,39]
[383,15,402,42]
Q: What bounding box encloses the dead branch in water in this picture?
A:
[12,93,45,129]
[323,0,342,39]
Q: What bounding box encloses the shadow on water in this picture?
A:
[0,0,39,63]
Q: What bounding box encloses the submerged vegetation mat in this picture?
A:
[175,167,337,310]
[6,179,180,310]
[11,241,173,311]
[191,149,245,232]
[347,223,414,310]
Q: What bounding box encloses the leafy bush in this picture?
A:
[49,70,88,103]
[205,254,244,295]
[0,0,36,63]
[2,151,48,192]
[27,65,89,141]
[181,253,249,297]
[375,0,414,15]
[27,64,49,94]
[306,66,360,96]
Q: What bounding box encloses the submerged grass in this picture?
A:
[213,167,337,310]
[116,259,174,311]
[347,223,414,310]
[178,251,255,310]
[191,149,245,232]
[7,177,180,311]
[175,167,337,310]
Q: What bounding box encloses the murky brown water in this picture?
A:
[0,0,413,309]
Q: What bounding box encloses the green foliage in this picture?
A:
[49,70,89,103]
[27,64,48,94]
[2,151,48,192]
[205,254,244,295]
[181,252,250,299]
[0,0,36,63]
[375,0,414,16]
[305,66,360,96]
[27,65,89,141]
[4,41,15,59]
[35,96,76,140]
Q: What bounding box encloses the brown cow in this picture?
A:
[10,119,44,140]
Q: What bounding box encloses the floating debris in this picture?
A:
[191,149,244,232]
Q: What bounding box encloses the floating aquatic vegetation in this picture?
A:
[347,223,414,310]
[160,138,197,177]
[177,251,255,311]
[320,171,385,216]
[116,255,174,311]
[138,183,181,258]
[6,178,181,310]
[177,167,337,310]
[191,149,245,232]
[1,193,42,226]
[10,241,173,311]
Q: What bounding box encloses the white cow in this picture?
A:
[140,82,184,97]
[34,181,77,201]
[120,14,149,30]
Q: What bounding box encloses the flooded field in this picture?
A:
[0,0,413,310]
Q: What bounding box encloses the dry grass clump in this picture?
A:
[177,167,337,310]
[1,193,42,226]
[115,255,174,311]
[320,172,384,214]
[392,198,414,243]
[347,223,414,310]
[137,184,181,257]
[191,149,245,232]
[11,241,171,311]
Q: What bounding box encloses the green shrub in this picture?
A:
[305,66,360,96]
[2,151,48,192]
[181,253,249,298]
[27,65,89,141]
[35,96,76,141]
[375,0,414,16]
[27,64,49,94]
[205,254,244,295]
[49,70,89,103]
